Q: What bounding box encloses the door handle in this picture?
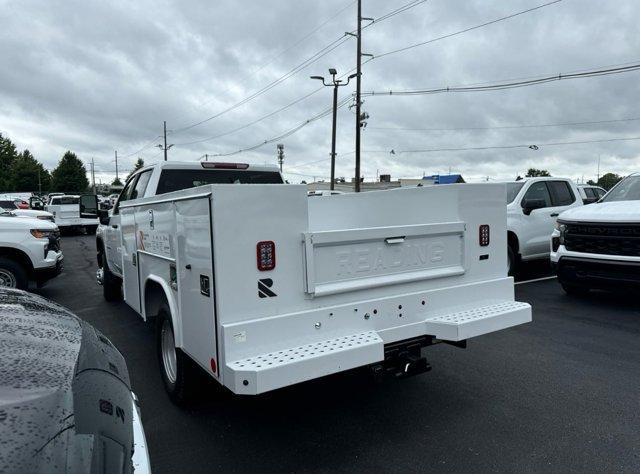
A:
[550,213,559,217]
[185,264,192,270]
[111,224,119,229]
[385,236,406,244]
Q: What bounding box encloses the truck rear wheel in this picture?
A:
[0,257,28,290]
[507,245,517,276]
[560,281,590,296]
[85,225,98,235]
[102,260,122,302]
[157,305,195,405]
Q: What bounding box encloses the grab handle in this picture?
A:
[385,236,406,244]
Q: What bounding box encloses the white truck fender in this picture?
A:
[142,275,182,348]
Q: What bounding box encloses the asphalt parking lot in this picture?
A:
[36,234,640,473]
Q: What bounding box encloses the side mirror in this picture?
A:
[99,210,110,226]
[522,198,546,215]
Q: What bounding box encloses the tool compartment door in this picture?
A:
[176,197,219,379]
[304,222,466,297]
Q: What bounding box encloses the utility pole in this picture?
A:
[597,154,601,182]
[114,150,119,183]
[277,144,285,173]
[311,69,356,190]
[157,121,174,161]
[354,0,362,192]
[91,158,96,194]
[37,169,42,195]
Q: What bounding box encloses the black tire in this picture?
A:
[507,245,518,277]
[102,256,122,302]
[0,257,28,290]
[86,225,98,235]
[156,305,196,405]
[560,281,589,296]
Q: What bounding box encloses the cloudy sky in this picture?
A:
[1,0,639,185]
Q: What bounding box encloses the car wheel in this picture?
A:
[0,257,28,290]
[507,245,517,276]
[102,258,122,302]
[560,281,589,296]
[157,305,196,405]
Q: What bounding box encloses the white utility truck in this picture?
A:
[45,194,100,234]
[551,173,640,294]
[97,161,531,403]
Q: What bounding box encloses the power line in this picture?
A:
[397,135,640,154]
[204,96,352,157]
[368,116,640,132]
[367,0,429,26]
[374,0,563,60]
[171,35,352,134]
[362,63,640,96]
[119,135,162,159]
[171,1,358,126]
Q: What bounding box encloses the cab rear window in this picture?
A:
[156,169,283,195]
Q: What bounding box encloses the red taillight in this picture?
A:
[201,162,249,169]
[256,241,276,271]
[479,225,490,246]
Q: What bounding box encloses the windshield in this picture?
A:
[0,200,17,209]
[52,196,79,205]
[601,175,640,202]
[506,182,525,204]
[156,169,284,195]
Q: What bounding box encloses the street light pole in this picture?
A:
[311,69,357,191]
[354,0,362,192]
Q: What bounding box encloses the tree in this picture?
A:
[525,168,551,177]
[12,149,51,192]
[0,133,19,191]
[597,172,622,190]
[126,158,144,180]
[51,151,89,192]
[586,179,597,186]
[112,177,123,187]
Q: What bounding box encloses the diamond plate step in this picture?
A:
[225,331,384,395]
[425,301,531,341]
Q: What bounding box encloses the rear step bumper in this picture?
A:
[224,300,531,394]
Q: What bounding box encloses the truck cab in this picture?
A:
[96,161,284,299]
[0,211,63,289]
[505,177,582,274]
[551,173,640,294]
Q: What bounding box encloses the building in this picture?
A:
[306,173,466,193]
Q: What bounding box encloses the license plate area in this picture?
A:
[303,222,465,297]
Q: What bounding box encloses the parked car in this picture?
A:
[0,212,63,289]
[551,173,640,294]
[97,160,531,404]
[577,184,607,204]
[0,288,150,473]
[47,192,65,204]
[0,195,55,221]
[45,194,100,234]
[505,177,582,274]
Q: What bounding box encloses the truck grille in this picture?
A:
[564,223,640,257]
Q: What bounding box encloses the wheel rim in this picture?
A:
[161,319,177,384]
[0,269,17,288]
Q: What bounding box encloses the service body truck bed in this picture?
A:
[118,181,531,396]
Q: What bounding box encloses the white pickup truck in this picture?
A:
[506,177,582,274]
[45,194,100,234]
[0,210,63,289]
[551,173,640,294]
[97,161,531,403]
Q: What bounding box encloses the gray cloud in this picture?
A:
[1,0,639,185]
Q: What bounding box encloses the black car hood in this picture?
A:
[0,289,133,473]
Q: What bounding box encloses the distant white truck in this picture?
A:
[505,177,582,274]
[96,161,531,404]
[0,211,63,289]
[551,173,640,294]
[45,194,100,234]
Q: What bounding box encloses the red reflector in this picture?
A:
[256,241,276,271]
[210,358,217,373]
[479,225,490,246]
[201,162,249,169]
